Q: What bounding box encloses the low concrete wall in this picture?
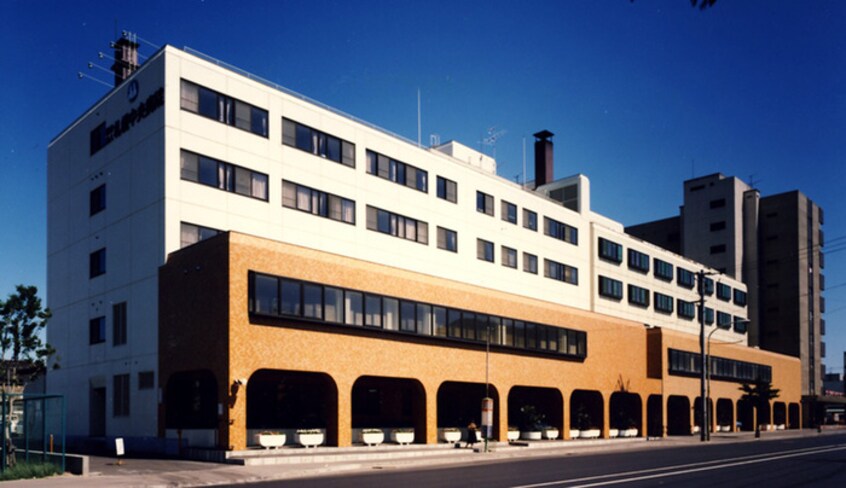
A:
[27,450,88,475]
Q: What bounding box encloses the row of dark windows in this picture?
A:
[668,348,771,383]
[179,80,585,246]
[475,240,543,277]
[596,237,745,307]
[248,272,588,359]
[596,275,743,331]
[366,206,428,244]
[181,79,269,137]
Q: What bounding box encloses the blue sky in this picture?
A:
[2,0,844,374]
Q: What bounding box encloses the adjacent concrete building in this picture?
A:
[628,173,825,424]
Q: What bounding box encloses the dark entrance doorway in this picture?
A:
[647,394,663,437]
[89,387,106,437]
[351,376,426,444]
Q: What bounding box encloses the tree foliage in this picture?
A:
[739,377,780,437]
[0,285,54,386]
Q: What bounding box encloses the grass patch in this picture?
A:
[0,461,60,481]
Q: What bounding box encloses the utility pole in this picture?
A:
[698,270,710,442]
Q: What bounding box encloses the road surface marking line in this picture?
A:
[512,444,846,488]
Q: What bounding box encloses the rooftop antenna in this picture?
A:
[482,126,506,160]
[78,71,112,88]
[122,30,159,50]
[748,173,762,189]
[522,137,527,188]
[429,134,441,147]
[417,89,421,148]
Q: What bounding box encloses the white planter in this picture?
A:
[581,429,600,439]
[474,430,482,442]
[391,431,415,445]
[521,431,542,440]
[569,429,581,439]
[507,430,520,441]
[719,425,731,432]
[776,424,785,431]
[543,429,559,440]
[297,432,325,448]
[622,428,638,438]
[361,431,385,446]
[441,429,461,443]
[609,428,619,438]
[692,425,700,434]
[255,433,286,449]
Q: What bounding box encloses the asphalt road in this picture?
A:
[231,433,846,488]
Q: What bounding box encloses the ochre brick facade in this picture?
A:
[160,232,802,450]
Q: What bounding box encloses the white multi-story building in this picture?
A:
[48,44,755,448]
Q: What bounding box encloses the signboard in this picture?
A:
[481,397,494,439]
[115,437,125,457]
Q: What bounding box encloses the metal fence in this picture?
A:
[1,392,66,473]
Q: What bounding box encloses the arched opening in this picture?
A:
[165,370,219,448]
[788,403,800,429]
[737,398,754,431]
[647,394,663,438]
[437,381,500,441]
[351,376,426,444]
[609,392,642,437]
[246,369,339,446]
[508,386,563,438]
[693,397,714,432]
[773,402,786,429]
[570,390,604,436]
[758,400,772,430]
[716,398,734,432]
[666,395,691,435]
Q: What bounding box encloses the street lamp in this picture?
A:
[706,323,746,434]
[697,270,717,442]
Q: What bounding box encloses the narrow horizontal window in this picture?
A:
[717,283,732,301]
[733,289,747,306]
[628,249,650,273]
[367,150,427,192]
[654,292,674,314]
[180,222,222,248]
[181,79,268,137]
[710,221,726,232]
[677,267,695,289]
[598,276,623,300]
[700,306,714,326]
[717,311,732,328]
[282,180,355,225]
[365,205,428,244]
[598,238,623,263]
[627,284,649,308]
[710,244,726,254]
[180,150,268,201]
[710,198,726,209]
[282,117,355,167]
[677,299,696,319]
[544,259,578,285]
[544,217,578,245]
[247,271,588,359]
[654,258,673,281]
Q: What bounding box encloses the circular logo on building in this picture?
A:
[127,80,139,102]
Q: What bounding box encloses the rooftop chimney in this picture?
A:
[111,37,139,86]
[534,130,554,187]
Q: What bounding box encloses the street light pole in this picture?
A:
[698,270,709,442]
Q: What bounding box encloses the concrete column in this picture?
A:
[601,392,610,439]
[562,389,571,440]
[425,380,440,445]
[335,377,352,447]
[228,375,247,451]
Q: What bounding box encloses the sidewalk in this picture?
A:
[3,429,841,487]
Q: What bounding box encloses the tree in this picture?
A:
[0,285,54,387]
[739,378,780,438]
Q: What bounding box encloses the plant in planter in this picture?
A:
[519,405,546,440]
[296,429,325,448]
[391,428,415,445]
[255,431,286,449]
[573,405,596,439]
[543,426,560,440]
[440,427,461,443]
[507,426,520,442]
[622,418,638,438]
[360,428,385,447]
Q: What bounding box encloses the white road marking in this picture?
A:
[512,444,846,488]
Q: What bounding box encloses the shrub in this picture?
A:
[0,461,60,481]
